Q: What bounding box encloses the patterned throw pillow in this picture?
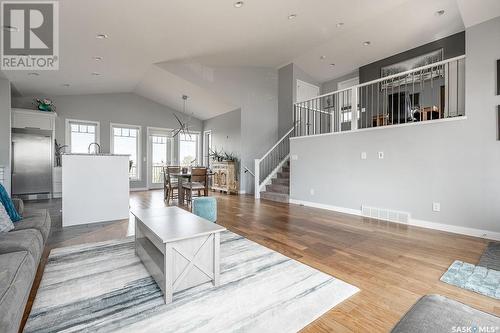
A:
[0,202,14,233]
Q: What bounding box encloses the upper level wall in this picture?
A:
[359,31,465,83]
[278,63,321,137]
[289,17,500,236]
[321,70,359,95]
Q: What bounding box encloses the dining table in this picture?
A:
[168,171,214,205]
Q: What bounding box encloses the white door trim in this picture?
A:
[146,127,173,189]
[296,79,320,103]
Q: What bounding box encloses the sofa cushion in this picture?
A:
[0,229,44,264]
[13,209,51,243]
[12,199,24,216]
[0,202,14,233]
[0,251,36,333]
[391,294,500,333]
[0,183,21,222]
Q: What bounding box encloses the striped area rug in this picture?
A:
[26,231,359,333]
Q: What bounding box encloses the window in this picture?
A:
[179,133,199,166]
[66,119,99,153]
[203,131,212,167]
[111,124,141,180]
[340,107,360,123]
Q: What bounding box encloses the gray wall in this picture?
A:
[202,109,241,158]
[162,64,278,193]
[321,70,359,94]
[359,31,465,83]
[278,63,321,137]
[290,17,500,235]
[12,93,202,189]
[0,79,11,194]
[202,109,242,188]
[278,64,294,138]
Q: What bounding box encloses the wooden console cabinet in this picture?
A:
[211,161,238,194]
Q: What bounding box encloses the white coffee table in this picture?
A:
[131,207,226,304]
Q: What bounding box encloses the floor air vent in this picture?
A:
[361,205,410,224]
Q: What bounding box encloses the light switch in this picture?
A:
[361,152,367,160]
[291,154,299,160]
[378,152,384,159]
[433,202,441,212]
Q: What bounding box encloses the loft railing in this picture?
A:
[254,127,294,198]
[294,55,466,137]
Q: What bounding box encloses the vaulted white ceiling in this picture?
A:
[1,0,499,119]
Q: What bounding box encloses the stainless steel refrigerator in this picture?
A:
[11,128,53,199]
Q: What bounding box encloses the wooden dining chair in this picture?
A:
[182,167,208,204]
[164,166,180,204]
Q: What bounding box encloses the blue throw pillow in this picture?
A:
[0,183,22,222]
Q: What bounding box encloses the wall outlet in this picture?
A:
[361,152,367,160]
[433,202,441,212]
[310,188,315,196]
[291,154,299,161]
[378,151,384,159]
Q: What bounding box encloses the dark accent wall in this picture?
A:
[359,31,465,83]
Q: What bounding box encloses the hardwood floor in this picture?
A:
[23,190,499,332]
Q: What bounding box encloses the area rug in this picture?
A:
[440,260,500,300]
[25,231,359,333]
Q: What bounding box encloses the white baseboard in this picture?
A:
[289,199,363,217]
[289,198,500,241]
[130,187,148,192]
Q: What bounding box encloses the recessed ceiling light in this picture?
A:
[96,34,108,39]
[436,9,445,16]
[93,56,103,61]
[62,83,71,87]
[288,14,297,20]
[91,72,101,76]
[336,22,344,28]
[320,55,326,60]
[363,41,371,46]
[233,1,244,8]
[28,72,39,76]
[3,25,18,32]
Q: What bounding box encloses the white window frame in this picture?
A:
[65,118,100,153]
[203,130,212,167]
[110,123,142,181]
[178,131,201,167]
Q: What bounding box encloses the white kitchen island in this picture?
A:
[62,154,130,227]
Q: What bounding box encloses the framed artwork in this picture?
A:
[380,49,443,89]
[381,49,443,78]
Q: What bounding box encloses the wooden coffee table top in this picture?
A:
[131,207,226,243]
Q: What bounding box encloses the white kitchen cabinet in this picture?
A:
[12,108,56,131]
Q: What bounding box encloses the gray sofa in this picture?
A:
[391,294,500,332]
[0,199,51,333]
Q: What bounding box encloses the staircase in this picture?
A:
[260,160,289,203]
[254,127,294,203]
